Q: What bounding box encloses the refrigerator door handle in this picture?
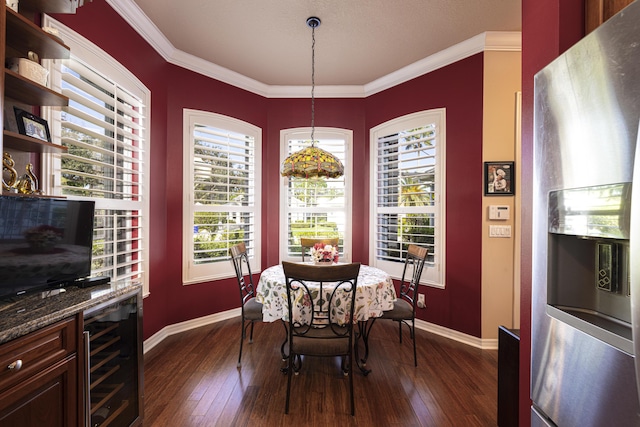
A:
[629,120,640,405]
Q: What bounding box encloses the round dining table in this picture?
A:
[256,263,397,323]
[256,262,397,375]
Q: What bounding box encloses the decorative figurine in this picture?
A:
[2,152,18,191]
[26,163,43,195]
[16,173,35,194]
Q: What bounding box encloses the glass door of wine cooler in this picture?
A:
[83,290,143,427]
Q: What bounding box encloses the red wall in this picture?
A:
[264,98,366,267]
[55,0,486,341]
[366,55,485,336]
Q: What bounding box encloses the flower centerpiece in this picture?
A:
[24,224,63,253]
[310,242,339,265]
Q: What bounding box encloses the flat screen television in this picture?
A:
[0,196,95,299]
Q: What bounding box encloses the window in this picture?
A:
[43,17,150,295]
[280,128,352,262]
[183,110,262,283]
[369,110,445,287]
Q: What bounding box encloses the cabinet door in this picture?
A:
[585,0,635,33]
[0,355,77,427]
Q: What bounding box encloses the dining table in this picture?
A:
[256,262,397,374]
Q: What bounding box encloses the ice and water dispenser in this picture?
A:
[547,183,632,350]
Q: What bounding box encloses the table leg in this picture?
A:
[280,320,289,361]
[354,320,376,376]
[280,320,290,374]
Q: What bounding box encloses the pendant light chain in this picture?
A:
[310,22,316,145]
[280,16,344,179]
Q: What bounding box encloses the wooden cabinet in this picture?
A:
[0,317,80,427]
[2,1,75,195]
[585,0,635,34]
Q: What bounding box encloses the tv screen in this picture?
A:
[0,196,95,299]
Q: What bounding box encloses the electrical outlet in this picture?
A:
[417,293,425,308]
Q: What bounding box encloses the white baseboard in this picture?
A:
[414,319,499,350]
[143,310,498,354]
[143,308,240,353]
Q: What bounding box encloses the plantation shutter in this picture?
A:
[280,129,352,263]
[371,109,445,284]
[375,125,436,263]
[183,110,261,282]
[59,58,147,284]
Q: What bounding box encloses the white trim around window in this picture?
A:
[369,109,446,288]
[182,109,262,284]
[42,16,151,297]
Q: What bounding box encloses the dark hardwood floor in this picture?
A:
[143,317,498,426]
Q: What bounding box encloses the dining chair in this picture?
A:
[378,244,428,367]
[300,237,339,262]
[229,242,263,369]
[282,261,361,416]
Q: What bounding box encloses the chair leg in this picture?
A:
[348,352,355,416]
[412,318,417,367]
[285,350,294,414]
[249,320,255,343]
[237,318,245,368]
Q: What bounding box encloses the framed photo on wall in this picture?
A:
[484,161,515,196]
[14,107,51,142]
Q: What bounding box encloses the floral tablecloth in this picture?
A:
[256,264,396,324]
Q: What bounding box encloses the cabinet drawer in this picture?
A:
[0,317,77,393]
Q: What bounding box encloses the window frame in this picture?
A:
[279,127,353,264]
[369,109,446,288]
[182,109,262,284]
[42,15,151,296]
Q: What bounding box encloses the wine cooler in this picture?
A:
[83,290,143,427]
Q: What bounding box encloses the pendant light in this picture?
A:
[280,17,345,179]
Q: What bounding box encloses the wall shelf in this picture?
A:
[4,69,69,106]
[3,130,67,152]
[5,8,70,59]
[19,0,80,14]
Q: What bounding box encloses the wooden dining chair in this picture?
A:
[229,242,263,369]
[282,261,361,416]
[378,244,428,367]
[300,237,339,262]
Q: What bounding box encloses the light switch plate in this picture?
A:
[489,225,511,238]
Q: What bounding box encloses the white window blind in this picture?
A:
[58,58,147,285]
[183,110,261,283]
[370,110,445,286]
[42,16,150,294]
[280,128,352,263]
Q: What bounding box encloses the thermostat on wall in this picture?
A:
[489,205,510,220]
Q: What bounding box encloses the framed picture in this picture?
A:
[484,161,515,196]
[14,107,51,142]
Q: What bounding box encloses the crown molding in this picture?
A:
[363,31,522,97]
[108,0,521,99]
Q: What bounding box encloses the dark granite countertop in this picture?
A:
[0,282,142,345]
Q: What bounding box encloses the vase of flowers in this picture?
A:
[24,224,63,253]
[310,242,339,265]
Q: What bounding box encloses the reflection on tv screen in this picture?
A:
[0,196,95,299]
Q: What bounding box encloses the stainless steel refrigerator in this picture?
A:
[532,2,640,426]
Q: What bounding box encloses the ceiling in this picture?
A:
[120,0,521,89]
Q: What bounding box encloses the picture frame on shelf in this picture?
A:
[484,161,515,196]
[14,107,51,142]
[3,103,19,133]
